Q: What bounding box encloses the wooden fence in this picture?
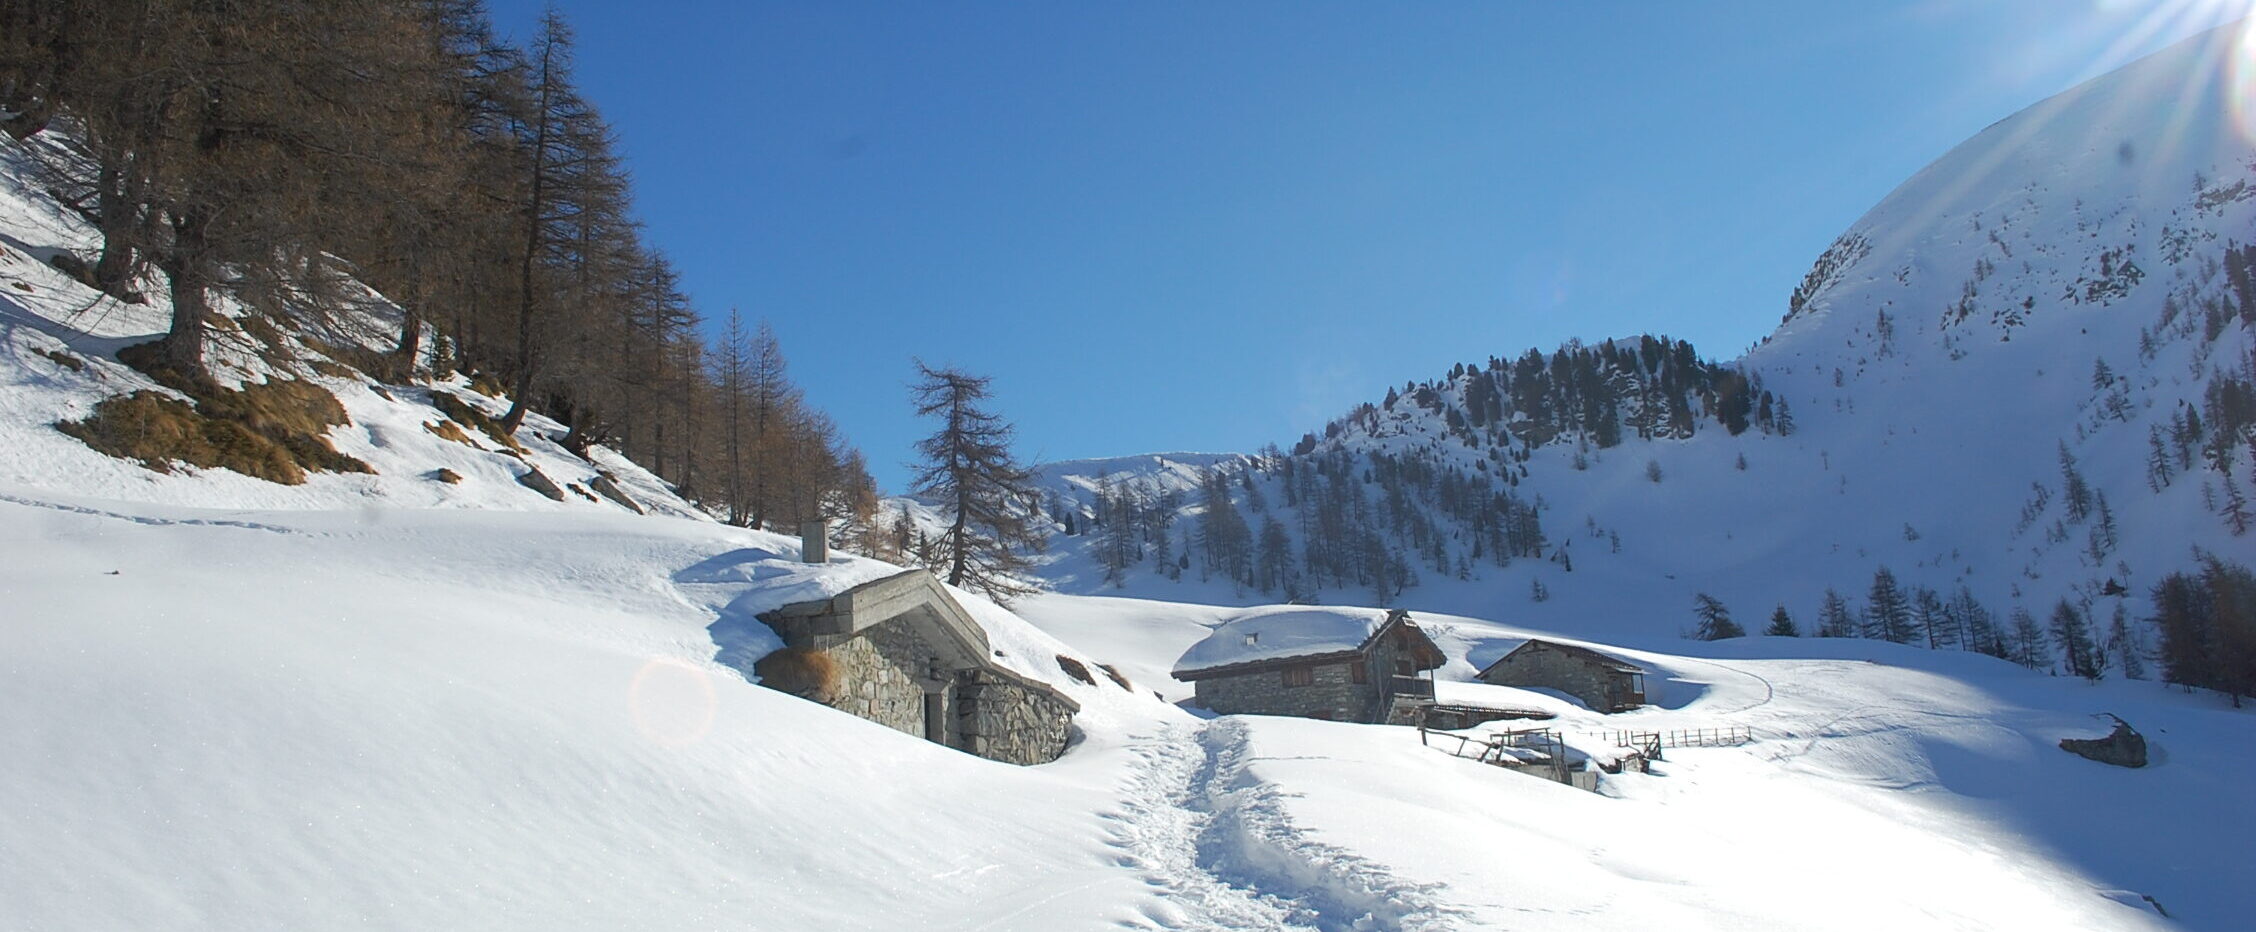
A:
[1598,726,1752,753]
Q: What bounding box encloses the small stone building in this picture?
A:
[1172,607,1446,723]
[1475,639,1646,713]
[755,569,1079,765]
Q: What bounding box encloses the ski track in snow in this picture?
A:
[1103,720,1463,932]
[0,489,309,536]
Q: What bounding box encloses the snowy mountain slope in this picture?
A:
[1029,23,2256,664]
[0,135,695,520]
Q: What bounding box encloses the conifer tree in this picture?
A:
[1866,567,1916,643]
[1817,588,1858,638]
[2151,556,2256,705]
[1254,516,1294,596]
[2222,470,2251,536]
[1692,593,1744,640]
[908,363,1042,602]
[2107,604,2145,680]
[2008,607,2050,670]
[2059,442,2092,523]
[2050,599,2101,679]
[1913,586,1955,649]
[1953,587,2006,658]
[1198,467,1253,590]
[1766,604,1800,637]
[2147,426,2175,492]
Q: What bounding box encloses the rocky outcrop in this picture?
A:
[2060,716,2148,768]
[515,466,565,501]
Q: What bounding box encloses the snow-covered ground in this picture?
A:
[1019,592,2250,930]
[7,490,2245,930]
[5,20,2253,932]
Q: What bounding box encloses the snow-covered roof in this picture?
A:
[1173,606,1430,677]
[1483,639,1645,676]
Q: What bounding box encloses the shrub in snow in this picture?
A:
[753,647,840,704]
[1055,655,1096,686]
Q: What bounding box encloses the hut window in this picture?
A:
[1350,663,1369,685]
[1395,658,1415,676]
[1282,665,1314,688]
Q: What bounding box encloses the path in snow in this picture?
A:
[1100,720,1463,932]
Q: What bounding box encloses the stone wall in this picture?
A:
[1193,657,1379,721]
[751,570,1081,766]
[954,671,1076,765]
[1481,644,1638,713]
[802,622,939,738]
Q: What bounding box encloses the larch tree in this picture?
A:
[1866,567,1916,643]
[1692,593,1743,640]
[908,362,1042,603]
[1817,587,1858,637]
[2051,599,2102,680]
[53,0,446,386]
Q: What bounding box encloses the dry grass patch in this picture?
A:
[33,347,85,372]
[423,419,479,448]
[753,647,840,703]
[432,468,463,484]
[1055,655,1097,686]
[1097,663,1133,691]
[306,359,359,380]
[430,390,522,451]
[60,344,372,484]
[58,380,371,484]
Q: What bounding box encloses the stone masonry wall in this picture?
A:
[1194,658,1378,721]
[757,590,1080,766]
[955,671,1075,765]
[810,625,935,736]
[1482,645,1634,712]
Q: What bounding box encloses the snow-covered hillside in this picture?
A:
[5,18,2254,932]
[5,488,2238,929]
[1031,23,2256,667]
[0,137,697,521]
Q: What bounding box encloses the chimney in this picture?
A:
[800,520,830,563]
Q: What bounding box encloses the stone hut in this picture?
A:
[755,569,1079,765]
[1475,639,1646,713]
[1172,607,1447,723]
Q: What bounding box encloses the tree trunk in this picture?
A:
[154,210,214,388]
[390,313,423,382]
[158,258,212,388]
[90,160,137,298]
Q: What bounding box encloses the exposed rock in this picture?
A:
[515,466,565,501]
[2060,716,2148,768]
[588,471,644,514]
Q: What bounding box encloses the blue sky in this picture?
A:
[483,1,2242,493]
